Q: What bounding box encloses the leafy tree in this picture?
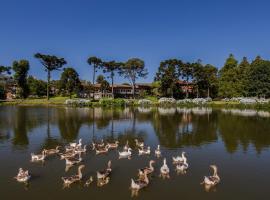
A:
[237,57,250,96]
[34,53,67,100]
[218,54,241,98]
[87,56,102,98]
[60,67,81,98]
[154,59,182,97]
[179,62,193,98]
[96,75,110,93]
[193,62,218,98]
[12,60,30,98]
[248,57,270,97]
[0,66,11,75]
[27,76,47,97]
[102,61,122,97]
[120,58,147,98]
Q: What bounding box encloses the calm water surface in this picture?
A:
[0,106,270,199]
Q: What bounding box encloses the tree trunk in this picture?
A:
[47,70,51,100]
[111,75,114,99]
[185,78,189,99]
[207,87,210,98]
[132,84,135,99]
[92,65,96,100]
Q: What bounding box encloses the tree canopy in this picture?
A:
[34,53,67,100]
[60,67,81,98]
[12,60,30,98]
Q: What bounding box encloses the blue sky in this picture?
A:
[0,0,270,83]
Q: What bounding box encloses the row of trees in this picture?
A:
[155,54,270,99]
[154,59,218,98]
[0,54,148,99]
[1,53,270,99]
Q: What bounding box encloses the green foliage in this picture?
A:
[34,53,67,100]
[218,54,242,98]
[0,66,11,75]
[120,58,148,98]
[60,67,81,98]
[0,84,5,99]
[154,59,182,97]
[27,76,47,97]
[248,57,270,97]
[12,60,30,98]
[99,98,126,107]
[193,62,218,98]
[96,75,110,93]
[87,56,102,84]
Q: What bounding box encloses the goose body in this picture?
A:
[119,148,132,158]
[160,158,170,175]
[92,139,105,150]
[106,141,119,150]
[44,146,60,155]
[172,152,186,164]
[97,160,112,180]
[139,160,155,176]
[65,154,82,166]
[138,146,151,155]
[62,165,85,187]
[74,145,87,154]
[85,176,94,187]
[59,151,77,160]
[134,139,144,148]
[155,145,161,157]
[176,157,189,172]
[201,165,220,186]
[14,168,31,183]
[95,146,109,155]
[130,171,149,190]
[123,141,129,151]
[31,150,46,162]
[69,139,82,148]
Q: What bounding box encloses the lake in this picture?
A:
[0,106,270,199]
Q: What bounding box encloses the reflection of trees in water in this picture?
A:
[11,107,47,147]
[218,113,270,154]
[57,107,88,142]
[150,109,218,148]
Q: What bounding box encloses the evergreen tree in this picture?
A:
[12,60,30,98]
[60,67,81,98]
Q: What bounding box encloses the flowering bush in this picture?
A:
[65,99,91,106]
[158,97,176,105]
[138,99,152,106]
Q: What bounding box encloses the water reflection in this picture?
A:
[1,106,270,154]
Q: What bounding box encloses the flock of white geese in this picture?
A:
[14,138,220,194]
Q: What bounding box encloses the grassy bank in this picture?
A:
[1,97,270,111]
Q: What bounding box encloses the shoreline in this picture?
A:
[1,98,270,111]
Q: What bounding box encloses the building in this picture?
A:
[80,83,152,99]
[176,80,194,94]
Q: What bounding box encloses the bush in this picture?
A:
[158,97,176,105]
[138,99,152,106]
[99,98,126,107]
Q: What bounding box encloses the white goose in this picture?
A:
[123,141,129,151]
[160,158,170,178]
[74,145,87,154]
[138,146,151,155]
[119,148,132,158]
[201,165,220,186]
[62,165,85,187]
[155,145,161,157]
[130,171,149,190]
[97,160,112,180]
[176,156,189,172]
[14,168,31,183]
[106,141,119,150]
[44,146,61,155]
[134,139,144,148]
[95,146,109,155]
[65,153,82,166]
[31,150,46,162]
[139,160,155,176]
[172,152,186,164]
[70,139,82,148]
